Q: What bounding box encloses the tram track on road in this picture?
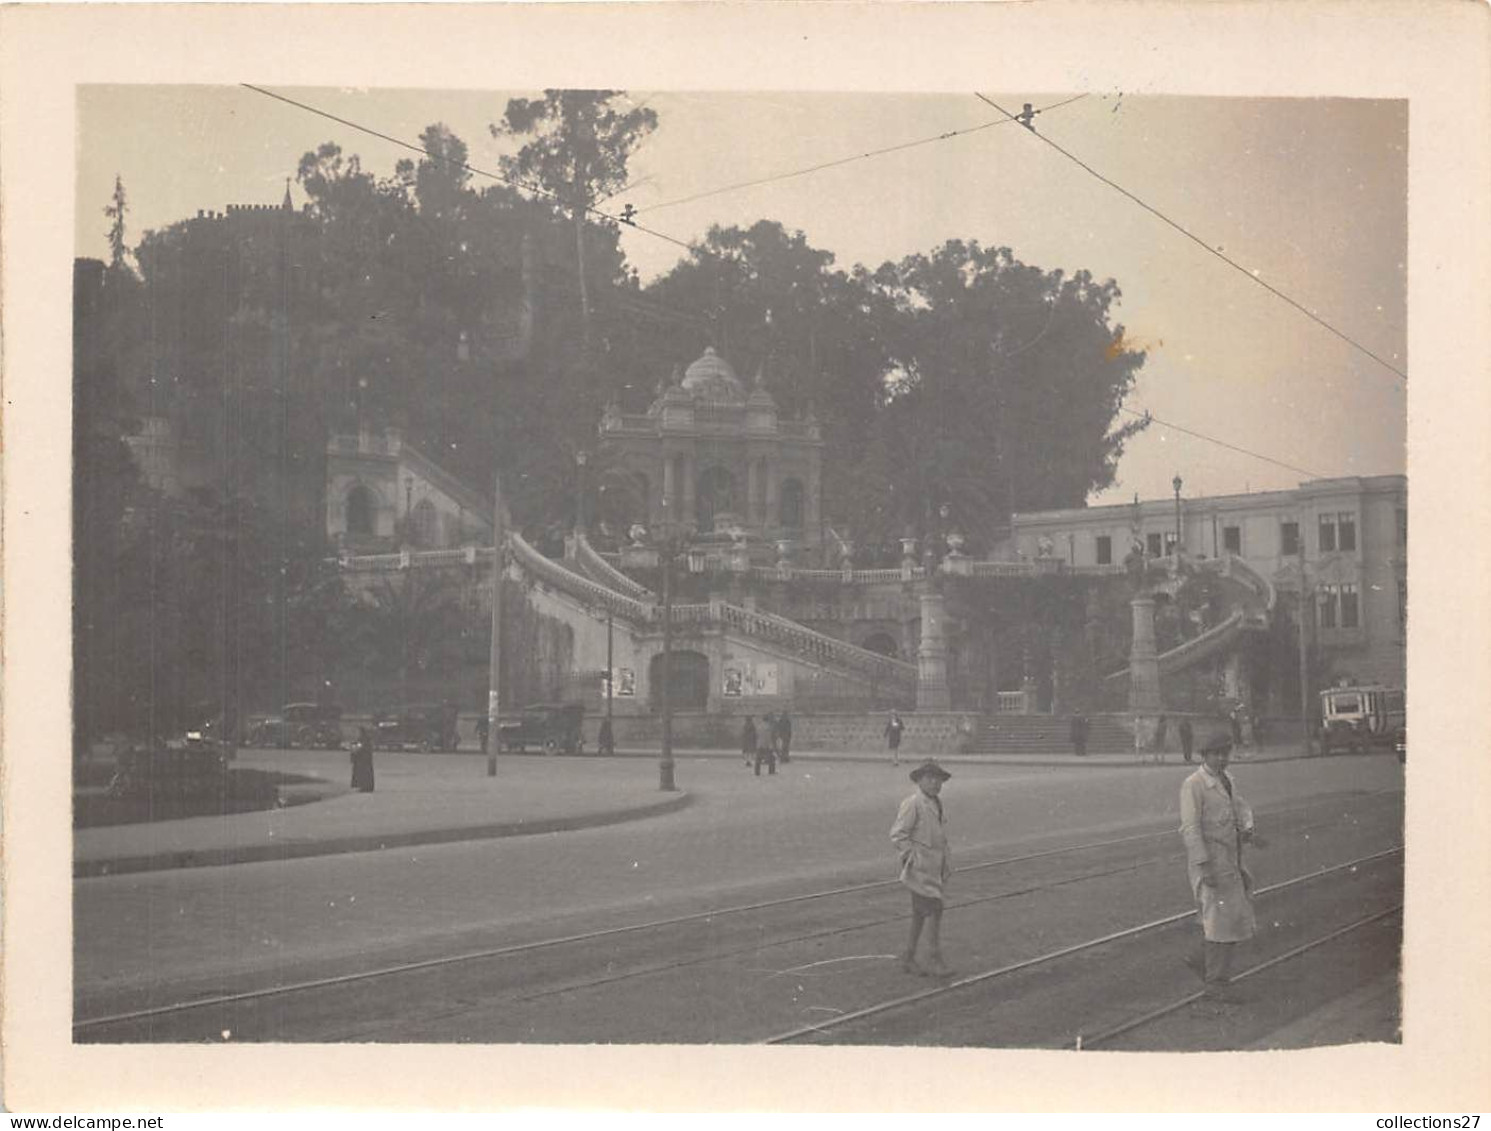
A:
[767,846,1403,1046]
[74,789,1401,1042]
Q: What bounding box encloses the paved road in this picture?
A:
[76,752,1406,1040]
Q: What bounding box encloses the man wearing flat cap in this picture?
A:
[890,759,955,976]
[1179,737,1267,1002]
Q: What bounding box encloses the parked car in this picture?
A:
[497,703,586,755]
[245,703,344,750]
[1317,685,1404,754]
[373,702,460,752]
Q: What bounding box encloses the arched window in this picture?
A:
[696,466,737,533]
[780,478,805,531]
[346,485,376,537]
[411,499,439,548]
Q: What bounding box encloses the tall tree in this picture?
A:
[104,174,130,271]
[493,90,657,355]
[859,240,1149,550]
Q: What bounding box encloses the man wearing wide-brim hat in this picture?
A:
[889,759,955,976]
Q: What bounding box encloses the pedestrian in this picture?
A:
[741,715,758,768]
[1229,706,1243,746]
[1179,738,1266,1002]
[884,709,905,766]
[775,710,793,765]
[475,713,490,756]
[1154,714,1168,755]
[597,716,615,757]
[1070,713,1089,757]
[753,732,777,776]
[1180,717,1195,763]
[350,726,376,793]
[890,759,954,977]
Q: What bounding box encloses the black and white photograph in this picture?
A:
[3,1,1489,1115]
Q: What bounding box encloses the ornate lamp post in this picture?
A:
[1172,474,1184,555]
[654,512,682,792]
[575,449,589,536]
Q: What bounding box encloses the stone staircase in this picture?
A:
[966,714,1134,756]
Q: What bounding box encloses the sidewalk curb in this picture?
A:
[74,790,694,879]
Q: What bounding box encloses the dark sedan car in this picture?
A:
[372,703,460,752]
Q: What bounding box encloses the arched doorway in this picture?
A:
[411,498,439,547]
[696,466,737,533]
[861,631,900,658]
[650,650,710,710]
[346,484,376,537]
[779,477,805,531]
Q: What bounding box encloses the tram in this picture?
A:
[1317,684,1405,754]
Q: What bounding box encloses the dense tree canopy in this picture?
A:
[79,95,1152,736]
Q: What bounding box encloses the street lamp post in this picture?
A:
[1297,547,1312,757]
[575,449,589,536]
[1172,474,1183,555]
[658,526,678,792]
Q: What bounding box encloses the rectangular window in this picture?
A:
[1318,514,1337,553]
[1280,521,1299,556]
[1096,535,1112,565]
[1223,525,1242,554]
[1318,585,1338,629]
[1147,532,1163,558]
[1398,578,1407,633]
[1337,513,1357,552]
[1340,583,1359,628]
[1396,508,1407,550]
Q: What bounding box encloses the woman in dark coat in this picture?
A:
[741,716,758,767]
[350,726,376,792]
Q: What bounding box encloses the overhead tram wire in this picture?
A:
[1120,406,1325,480]
[239,84,696,256]
[238,84,1333,484]
[634,93,1090,216]
[973,92,1407,385]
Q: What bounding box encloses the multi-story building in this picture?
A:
[1006,475,1408,696]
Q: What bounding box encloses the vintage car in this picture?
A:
[1318,685,1405,755]
[372,702,461,752]
[497,703,586,755]
[245,703,344,750]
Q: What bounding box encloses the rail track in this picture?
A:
[75,789,1403,1043]
[763,846,1402,1045]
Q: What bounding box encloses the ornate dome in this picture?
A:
[680,346,746,403]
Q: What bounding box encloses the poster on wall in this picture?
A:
[747,663,778,697]
[614,668,635,698]
[723,668,743,697]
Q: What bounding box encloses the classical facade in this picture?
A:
[598,347,825,560]
[325,425,494,554]
[1007,475,1408,690]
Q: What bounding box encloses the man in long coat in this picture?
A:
[890,760,954,976]
[1179,738,1266,1001]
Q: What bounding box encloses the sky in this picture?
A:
[77,86,1407,509]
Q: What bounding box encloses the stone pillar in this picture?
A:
[1129,594,1162,747]
[917,590,952,711]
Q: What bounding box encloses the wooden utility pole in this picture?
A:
[487,473,505,777]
